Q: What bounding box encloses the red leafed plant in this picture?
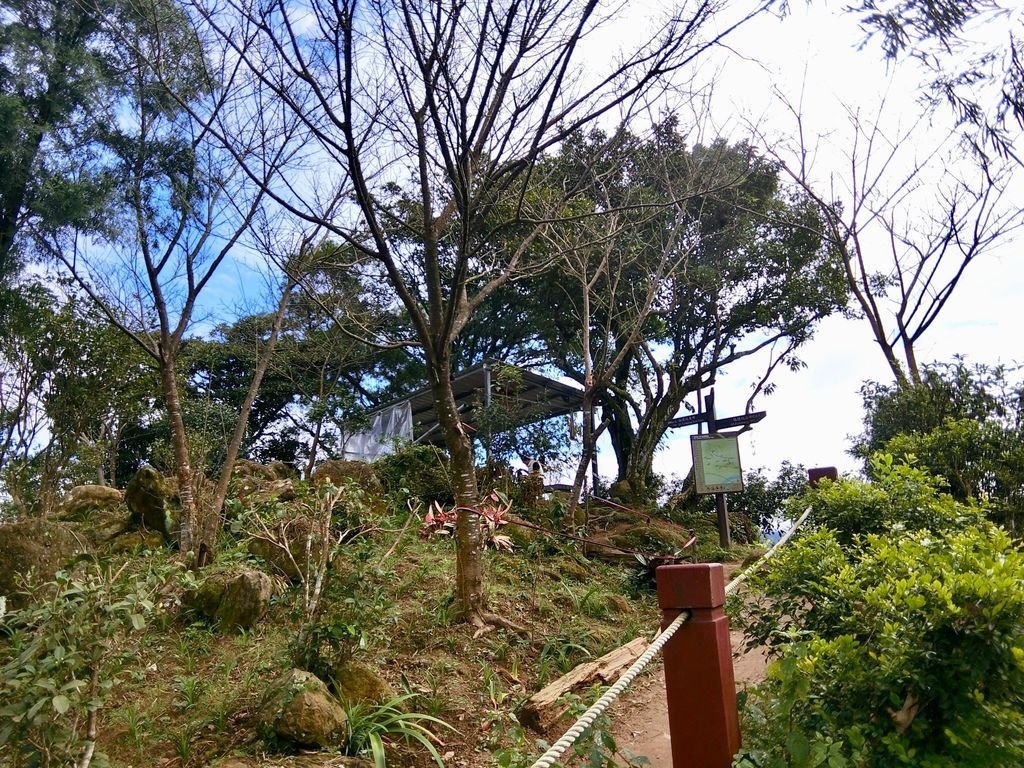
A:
[420,491,515,551]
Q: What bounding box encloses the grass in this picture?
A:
[0,475,758,768]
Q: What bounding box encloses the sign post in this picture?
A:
[676,389,766,549]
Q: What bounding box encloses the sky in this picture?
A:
[631,2,1023,483]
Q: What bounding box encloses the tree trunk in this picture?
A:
[429,354,484,619]
[205,283,293,552]
[159,351,197,555]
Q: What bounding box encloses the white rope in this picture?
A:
[527,505,814,768]
[724,506,812,596]
[528,610,691,768]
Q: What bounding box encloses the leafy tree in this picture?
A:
[857,360,1024,534]
[0,0,123,285]
[199,0,772,625]
[51,0,295,558]
[0,282,156,516]
[850,0,1024,159]
[535,124,846,503]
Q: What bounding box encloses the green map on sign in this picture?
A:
[699,438,741,486]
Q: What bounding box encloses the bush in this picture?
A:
[0,564,167,768]
[798,454,986,547]
[736,459,1024,767]
[373,444,454,507]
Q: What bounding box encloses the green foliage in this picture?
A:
[800,454,986,548]
[0,562,167,767]
[855,360,1024,533]
[342,693,454,768]
[737,459,1024,767]
[374,443,454,507]
[737,526,1024,767]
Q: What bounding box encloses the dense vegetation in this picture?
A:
[2,0,1023,765]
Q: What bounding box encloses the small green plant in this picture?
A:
[560,690,651,767]
[343,693,455,767]
[115,705,147,757]
[174,675,204,710]
[168,722,199,766]
[539,634,592,675]
[0,562,166,768]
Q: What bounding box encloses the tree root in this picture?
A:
[470,610,529,639]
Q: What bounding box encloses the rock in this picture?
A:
[268,461,298,480]
[0,519,87,609]
[188,570,274,631]
[57,484,124,521]
[217,571,274,631]
[257,669,348,748]
[605,594,632,615]
[104,529,166,553]
[311,460,383,497]
[125,466,177,541]
[240,479,296,505]
[330,660,395,706]
[234,459,279,481]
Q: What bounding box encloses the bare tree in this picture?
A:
[49,0,296,559]
[190,0,770,625]
[766,94,1024,388]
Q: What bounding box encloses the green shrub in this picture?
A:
[798,454,986,547]
[373,444,454,507]
[0,563,167,768]
[737,521,1024,766]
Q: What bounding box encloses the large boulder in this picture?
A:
[0,519,87,609]
[330,660,395,706]
[310,460,383,497]
[247,516,323,581]
[124,466,177,541]
[189,570,274,632]
[56,484,135,543]
[257,669,348,749]
[57,484,124,521]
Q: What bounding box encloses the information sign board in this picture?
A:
[691,434,744,494]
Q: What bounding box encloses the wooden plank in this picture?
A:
[518,635,649,732]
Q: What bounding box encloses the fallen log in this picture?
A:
[518,636,649,732]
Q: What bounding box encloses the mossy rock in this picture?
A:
[557,559,589,581]
[124,466,178,541]
[311,460,383,497]
[330,660,395,706]
[605,594,632,615]
[247,516,320,581]
[105,529,167,554]
[257,669,348,749]
[0,519,88,609]
[234,459,279,482]
[186,570,274,632]
[57,484,124,522]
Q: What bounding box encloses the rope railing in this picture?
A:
[527,506,814,768]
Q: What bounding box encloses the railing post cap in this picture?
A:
[656,562,726,609]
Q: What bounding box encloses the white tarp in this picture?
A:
[340,401,413,461]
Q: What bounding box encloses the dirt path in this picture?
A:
[609,567,767,767]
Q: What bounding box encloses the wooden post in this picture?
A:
[715,493,731,549]
[657,563,739,767]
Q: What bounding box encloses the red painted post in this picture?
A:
[657,563,739,767]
